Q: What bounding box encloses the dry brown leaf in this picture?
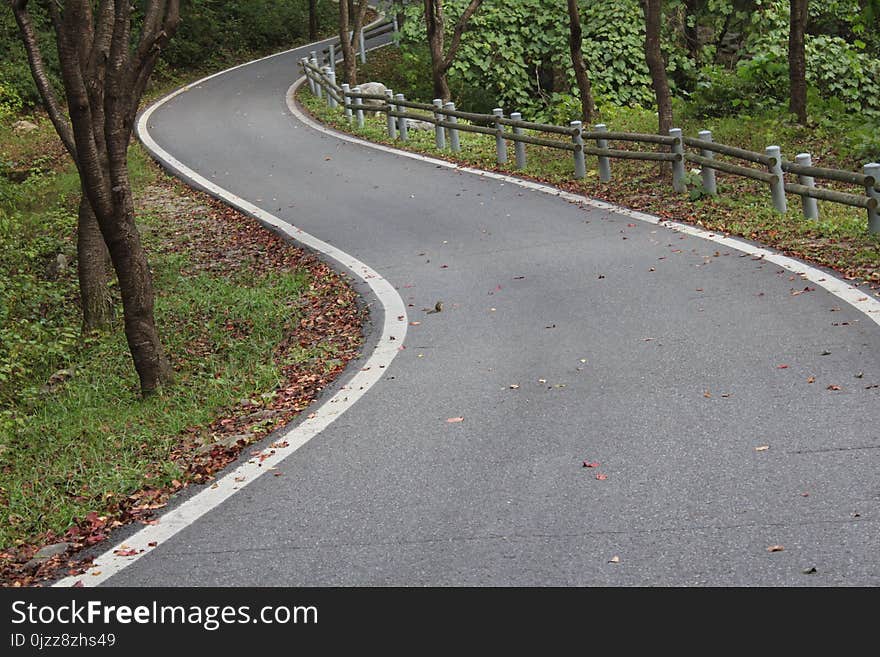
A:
[446,417,464,423]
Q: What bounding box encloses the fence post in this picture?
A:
[393,15,399,37]
[594,123,611,182]
[445,102,460,152]
[766,145,787,214]
[396,93,408,141]
[571,120,586,180]
[323,68,335,108]
[385,89,397,138]
[865,162,880,234]
[433,99,446,149]
[353,86,364,128]
[795,153,819,220]
[359,29,367,63]
[341,84,352,122]
[493,108,508,164]
[311,58,322,99]
[698,130,717,195]
[670,128,686,193]
[329,44,336,72]
[511,112,526,169]
[303,58,315,95]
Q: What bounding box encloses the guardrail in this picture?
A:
[299,55,880,234]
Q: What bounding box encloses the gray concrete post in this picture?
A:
[444,102,460,152]
[698,130,717,195]
[341,83,352,122]
[595,123,611,182]
[396,94,408,141]
[511,112,526,169]
[493,108,508,164]
[393,16,399,37]
[385,89,397,138]
[795,153,819,220]
[310,50,317,63]
[323,68,335,107]
[865,162,880,234]
[670,128,686,193]
[311,58,322,99]
[353,86,364,128]
[303,58,315,94]
[359,30,366,64]
[766,145,787,214]
[571,121,586,180]
[433,99,446,149]
[329,44,336,72]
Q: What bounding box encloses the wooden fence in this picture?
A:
[300,55,880,234]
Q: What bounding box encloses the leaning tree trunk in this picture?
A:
[13,0,179,397]
[566,0,595,124]
[642,0,673,136]
[77,194,113,331]
[788,0,808,124]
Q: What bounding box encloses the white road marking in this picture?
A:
[52,40,407,589]
[289,86,880,327]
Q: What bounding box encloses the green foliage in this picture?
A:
[159,0,338,72]
[398,0,694,118]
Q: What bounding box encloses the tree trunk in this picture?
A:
[338,0,357,85]
[683,0,701,63]
[13,0,180,397]
[424,0,449,100]
[423,0,484,103]
[566,0,594,123]
[309,0,318,41]
[789,0,808,124]
[642,0,673,136]
[77,193,114,332]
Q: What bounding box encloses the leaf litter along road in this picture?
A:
[0,175,365,587]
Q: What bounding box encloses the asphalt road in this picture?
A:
[109,36,880,586]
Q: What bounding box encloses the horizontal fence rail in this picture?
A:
[299,59,880,234]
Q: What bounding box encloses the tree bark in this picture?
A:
[14,0,179,397]
[424,0,484,102]
[338,0,369,86]
[77,194,114,331]
[683,0,701,63]
[566,0,594,123]
[642,0,673,136]
[309,0,318,41]
[789,0,808,124]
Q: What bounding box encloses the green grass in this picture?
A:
[0,118,342,549]
[299,67,880,284]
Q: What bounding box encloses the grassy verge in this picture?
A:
[301,48,880,288]
[0,116,363,586]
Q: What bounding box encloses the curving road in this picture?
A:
[102,36,880,586]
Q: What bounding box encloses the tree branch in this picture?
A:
[10,0,76,157]
[442,0,483,71]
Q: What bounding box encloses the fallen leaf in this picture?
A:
[73,581,84,587]
[446,417,464,423]
[538,378,547,384]
[147,542,157,548]
[776,364,789,369]
[755,445,770,451]
[802,567,817,575]
[807,376,815,383]
[608,555,621,563]
[596,474,608,481]
[767,545,784,553]
[113,548,138,557]
[827,385,841,391]
[703,390,712,398]
[509,384,520,389]
[582,461,599,468]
